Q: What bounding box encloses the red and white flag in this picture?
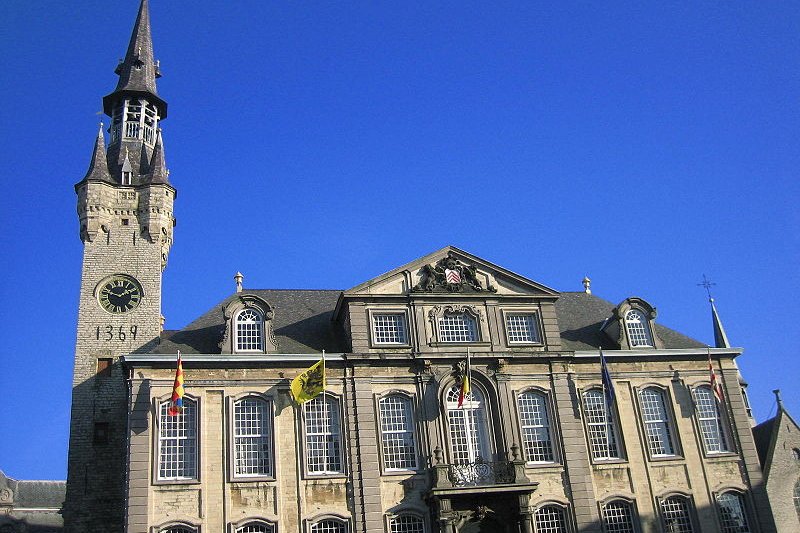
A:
[708,351,724,403]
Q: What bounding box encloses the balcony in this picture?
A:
[430,444,538,496]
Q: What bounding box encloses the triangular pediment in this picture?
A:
[343,246,559,298]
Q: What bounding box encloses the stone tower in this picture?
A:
[64,1,175,530]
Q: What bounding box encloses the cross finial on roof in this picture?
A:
[697,274,716,301]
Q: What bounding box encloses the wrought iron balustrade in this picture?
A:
[447,459,516,486]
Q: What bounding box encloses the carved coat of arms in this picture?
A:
[413,252,496,293]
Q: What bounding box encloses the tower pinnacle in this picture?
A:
[81,123,112,183]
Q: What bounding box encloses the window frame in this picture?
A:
[376,391,420,474]
[514,387,558,465]
[428,305,488,346]
[229,518,278,533]
[533,502,572,533]
[305,514,351,533]
[234,307,265,353]
[438,311,480,343]
[385,511,427,533]
[599,497,639,533]
[444,382,495,466]
[368,309,412,348]
[657,493,698,533]
[301,392,347,478]
[624,308,654,348]
[153,394,200,485]
[580,386,625,463]
[635,385,681,461]
[690,384,734,457]
[501,309,544,346]
[151,522,200,533]
[714,489,753,533]
[228,393,276,482]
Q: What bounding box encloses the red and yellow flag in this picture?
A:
[708,351,724,403]
[457,348,471,408]
[168,352,184,416]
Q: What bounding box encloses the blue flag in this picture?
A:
[600,349,615,406]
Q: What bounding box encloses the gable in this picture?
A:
[343,245,559,298]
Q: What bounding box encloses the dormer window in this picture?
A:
[625,309,653,347]
[121,170,132,185]
[235,308,263,352]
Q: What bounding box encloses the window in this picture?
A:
[379,394,418,470]
[389,514,425,533]
[660,496,694,533]
[717,492,750,533]
[601,500,636,533]
[794,480,800,520]
[639,387,676,457]
[624,309,653,347]
[582,389,621,461]
[160,526,196,533]
[305,395,343,474]
[310,519,348,533]
[446,386,491,465]
[372,313,408,345]
[692,386,730,454]
[157,397,197,480]
[505,313,542,344]
[233,397,273,477]
[438,312,478,342]
[517,390,554,463]
[236,309,263,352]
[534,505,567,533]
[236,523,275,533]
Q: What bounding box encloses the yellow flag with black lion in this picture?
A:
[290,357,325,404]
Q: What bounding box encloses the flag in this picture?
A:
[291,356,325,404]
[600,349,615,407]
[457,348,471,408]
[708,350,724,403]
[168,352,184,416]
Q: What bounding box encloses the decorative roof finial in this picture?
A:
[582,276,591,294]
[773,389,784,410]
[234,272,243,293]
[698,274,716,301]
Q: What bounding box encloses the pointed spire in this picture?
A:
[773,389,784,411]
[709,298,731,349]
[82,124,113,183]
[103,0,167,117]
[116,0,159,94]
[147,129,169,184]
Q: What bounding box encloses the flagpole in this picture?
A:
[462,348,476,462]
[321,349,328,472]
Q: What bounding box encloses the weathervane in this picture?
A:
[697,274,716,301]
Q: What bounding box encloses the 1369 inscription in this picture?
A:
[95,325,138,342]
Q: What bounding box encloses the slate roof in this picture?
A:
[0,471,65,509]
[752,415,776,468]
[151,289,703,355]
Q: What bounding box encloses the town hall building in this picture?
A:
[63,2,781,532]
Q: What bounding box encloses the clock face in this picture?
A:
[97,275,142,314]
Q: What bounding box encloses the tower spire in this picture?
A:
[698,275,730,348]
[81,123,112,183]
[102,0,167,118]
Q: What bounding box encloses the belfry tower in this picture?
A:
[65,1,175,530]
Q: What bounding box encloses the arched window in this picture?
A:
[625,309,653,347]
[379,394,418,471]
[446,385,491,465]
[794,480,800,521]
[517,390,554,463]
[601,500,635,533]
[534,505,567,533]
[582,388,621,461]
[639,387,676,457]
[389,513,425,533]
[304,395,343,474]
[236,523,275,533]
[236,308,264,352]
[233,397,273,477]
[438,312,478,342]
[157,397,197,480]
[717,492,750,533]
[692,386,730,454]
[160,526,197,533]
[310,518,348,533]
[660,496,694,533]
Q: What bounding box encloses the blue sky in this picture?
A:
[1,1,798,480]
